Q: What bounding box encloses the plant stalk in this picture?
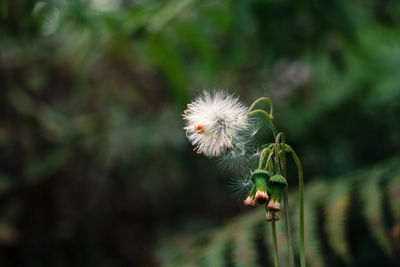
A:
[271,212,279,267]
[247,109,277,137]
[259,147,271,169]
[248,97,274,116]
[249,98,302,267]
[286,144,305,267]
[276,133,295,267]
[283,188,295,267]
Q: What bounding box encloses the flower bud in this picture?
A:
[265,210,280,222]
[267,174,287,211]
[251,170,269,204]
[243,184,257,207]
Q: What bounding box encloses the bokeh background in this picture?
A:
[1,0,400,266]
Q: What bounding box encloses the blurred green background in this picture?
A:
[0,0,400,266]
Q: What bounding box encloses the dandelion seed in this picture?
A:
[227,176,253,201]
[182,91,250,157]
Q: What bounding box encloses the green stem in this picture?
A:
[274,133,284,160]
[264,151,275,172]
[283,188,295,267]
[285,144,306,267]
[259,148,270,169]
[274,133,285,174]
[276,133,295,267]
[247,109,277,137]
[271,212,279,267]
[248,97,274,117]
[249,99,297,267]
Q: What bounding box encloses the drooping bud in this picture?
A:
[265,210,273,221]
[265,210,280,222]
[251,170,269,204]
[243,183,257,207]
[267,174,287,211]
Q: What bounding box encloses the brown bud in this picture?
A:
[244,196,256,207]
[267,200,281,211]
[254,190,269,204]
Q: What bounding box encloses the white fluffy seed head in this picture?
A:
[183,91,250,158]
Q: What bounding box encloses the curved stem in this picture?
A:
[285,144,306,267]
[274,133,285,163]
[262,143,275,150]
[264,151,275,172]
[259,148,270,169]
[247,109,277,137]
[261,144,275,172]
[271,212,279,267]
[249,97,274,117]
[274,133,285,174]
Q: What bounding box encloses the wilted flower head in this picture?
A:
[182,91,250,157]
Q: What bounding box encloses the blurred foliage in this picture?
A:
[0,0,399,266]
[158,156,400,267]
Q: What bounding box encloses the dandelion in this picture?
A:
[182,91,250,157]
[182,92,306,267]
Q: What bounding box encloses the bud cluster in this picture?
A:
[244,170,288,222]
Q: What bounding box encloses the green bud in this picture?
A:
[251,170,269,204]
[267,174,287,211]
[243,183,257,207]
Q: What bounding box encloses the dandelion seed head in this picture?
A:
[183,91,250,157]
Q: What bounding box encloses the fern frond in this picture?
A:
[386,163,400,255]
[324,178,353,265]
[387,162,400,218]
[359,162,397,257]
[303,181,327,267]
[201,227,234,266]
[231,212,262,266]
[158,157,400,267]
